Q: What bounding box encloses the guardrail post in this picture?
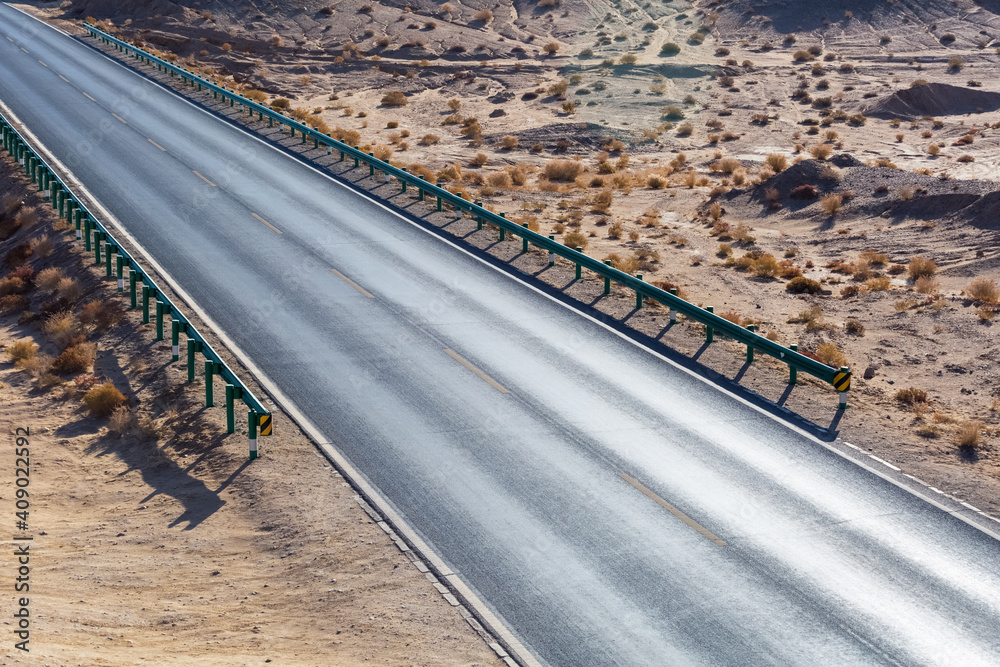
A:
[522,223,529,252]
[575,247,583,279]
[171,320,182,361]
[789,344,798,384]
[498,212,506,240]
[129,270,138,307]
[353,147,359,168]
[93,230,102,265]
[436,186,442,212]
[838,366,849,410]
[75,209,82,239]
[142,285,150,322]
[105,243,114,277]
[369,153,375,177]
[706,306,715,343]
[548,236,555,265]
[225,385,235,433]
[187,340,201,382]
[603,260,612,294]
[205,361,217,406]
[669,289,678,323]
[155,301,165,341]
[401,168,408,192]
[475,202,483,230]
[248,410,258,460]
[116,255,124,291]
[418,176,426,201]
[636,274,644,309]
[746,324,755,362]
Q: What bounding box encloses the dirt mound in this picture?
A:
[861,83,1000,119]
[954,190,1000,230]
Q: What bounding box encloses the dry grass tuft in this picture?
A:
[964,278,999,303]
[820,193,842,215]
[544,159,584,182]
[955,421,983,448]
[563,231,588,251]
[6,340,38,365]
[764,154,788,172]
[36,267,65,291]
[108,405,134,437]
[42,311,82,350]
[816,342,847,368]
[380,91,408,107]
[51,342,97,374]
[907,256,936,281]
[82,382,127,418]
[56,276,82,303]
[895,387,928,406]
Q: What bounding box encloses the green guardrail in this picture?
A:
[81,23,852,408]
[0,112,272,457]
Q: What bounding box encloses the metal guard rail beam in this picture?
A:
[0,111,270,423]
[82,23,848,392]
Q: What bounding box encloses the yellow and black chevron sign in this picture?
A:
[833,370,851,392]
[259,413,273,436]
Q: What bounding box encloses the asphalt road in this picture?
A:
[3,6,1000,665]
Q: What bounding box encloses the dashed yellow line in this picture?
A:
[59,75,70,83]
[443,349,509,394]
[37,60,47,67]
[147,138,165,152]
[192,170,216,187]
[330,268,374,299]
[251,212,282,234]
[112,113,127,125]
[619,473,727,546]
[82,91,96,102]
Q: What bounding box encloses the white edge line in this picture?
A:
[8,0,1000,637]
[0,8,543,664]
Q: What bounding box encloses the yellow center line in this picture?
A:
[619,473,726,546]
[192,170,216,187]
[443,349,509,394]
[112,113,127,124]
[38,60,47,67]
[82,92,96,102]
[59,75,70,83]
[330,268,374,299]
[251,212,282,234]
[147,138,165,152]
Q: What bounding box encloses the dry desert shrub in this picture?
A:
[816,342,847,368]
[543,42,560,55]
[593,190,613,212]
[908,256,936,281]
[789,306,824,329]
[915,277,939,295]
[56,276,82,303]
[6,340,37,365]
[865,276,892,291]
[604,253,641,274]
[544,159,583,182]
[786,276,821,294]
[473,8,493,22]
[895,387,928,405]
[820,193,842,215]
[42,311,81,349]
[964,278,999,303]
[810,144,833,160]
[380,91,408,107]
[500,135,519,150]
[647,174,667,189]
[30,235,53,258]
[51,342,96,374]
[419,134,440,146]
[563,231,588,251]
[82,381,126,417]
[860,250,888,266]
[79,300,123,331]
[764,154,788,172]
[751,254,780,278]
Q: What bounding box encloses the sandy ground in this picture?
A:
[0,156,502,665]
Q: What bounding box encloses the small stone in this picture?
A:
[864,366,876,379]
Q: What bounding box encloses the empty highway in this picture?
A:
[2,5,999,665]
